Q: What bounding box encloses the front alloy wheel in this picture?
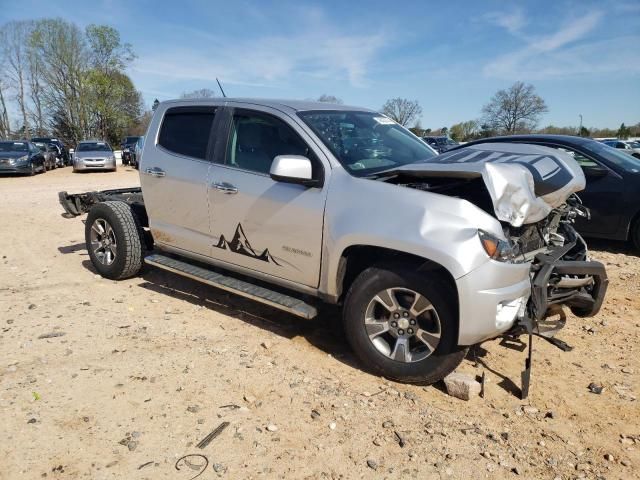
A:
[365,287,442,363]
[89,218,117,266]
[343,264,466,384]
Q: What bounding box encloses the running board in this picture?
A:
[144,254,318,319]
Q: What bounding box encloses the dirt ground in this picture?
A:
[1,166,638,480]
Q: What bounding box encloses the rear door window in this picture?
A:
[158,107,216,160]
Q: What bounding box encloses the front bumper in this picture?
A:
[456,240,608,346]
[74,159,116,171]
[0,163,32,174]
[530,249,608,320]
[456,260,531,345]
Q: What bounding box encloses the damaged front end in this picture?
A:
[383,143,609,397]
[506,195,608,327]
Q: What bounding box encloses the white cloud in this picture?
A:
[483,10,526,35]
[480,10,637,79]
[131,15,386,92]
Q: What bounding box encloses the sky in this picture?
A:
[2,0,639,129]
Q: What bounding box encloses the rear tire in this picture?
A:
[343,264,466,384]
[85,201,144,280]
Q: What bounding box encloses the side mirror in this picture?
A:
[270,155,319,187]
[583,165,608,179]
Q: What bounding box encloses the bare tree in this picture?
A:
[27,41,46,136]
[181,88,216,99]
[0,80,10,137]
[30,19,91,143]
[481,82,548,134]
[380,98,422,126]
[317,94,343,104]
[1,21,33,138]
[0,42,11,138]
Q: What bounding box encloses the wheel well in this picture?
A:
[337,245,458,303]
[629,210,640,239]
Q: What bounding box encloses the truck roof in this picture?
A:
[159,98,373,113]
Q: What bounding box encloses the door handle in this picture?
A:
[212,182,238,194]
[144,167,165,177]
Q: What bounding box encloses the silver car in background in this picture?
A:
[73,141,117,172]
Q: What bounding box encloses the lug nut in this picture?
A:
[398,329,404,335]
[409,319,416,325]
[391,321,397,328]
[393,312,400,319]
[407,328,414,334]
[402,311,409,317]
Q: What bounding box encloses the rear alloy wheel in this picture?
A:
[89,218,118,267]
[343,265,466,384]
[85,201,144,280]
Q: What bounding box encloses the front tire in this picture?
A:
[343,264,466,384]
[85,201,144,280]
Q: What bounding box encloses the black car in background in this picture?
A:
[0,140,47,175]
[33,142,58,170]
[31,137,70,165]
[602,140,640,159]
[121,136,142,166]
[449,135,640,249]
[422,136,459,153]
[129,136,144,169]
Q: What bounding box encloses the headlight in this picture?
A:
[14,155,28,164]
[478,230,518,262]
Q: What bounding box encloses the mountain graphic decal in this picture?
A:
[214,223,281,266]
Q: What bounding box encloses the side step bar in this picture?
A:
[144,254,318,319]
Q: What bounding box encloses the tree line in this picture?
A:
[376,82,638,142]
[0,19,144,146]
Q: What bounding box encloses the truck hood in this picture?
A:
[390,142,586,227]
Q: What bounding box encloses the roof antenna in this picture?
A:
[216,78,227,98]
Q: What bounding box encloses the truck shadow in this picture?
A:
[74,255,524,394]
[586,238,636,256]
[136,267,365,372]
[466,345,522,398]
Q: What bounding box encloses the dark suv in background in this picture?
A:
[121,136,142,166]
[31,137,70,166]
[422,135,459,153]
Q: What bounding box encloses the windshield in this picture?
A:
[583,140,640,173]
[0,142,28,152]
[77,142,112,152]
[298,110,436,176]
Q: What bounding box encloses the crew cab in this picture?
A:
[59,99,607,387]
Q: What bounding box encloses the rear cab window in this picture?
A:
[158,106,216,160]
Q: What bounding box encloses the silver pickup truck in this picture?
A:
[59,98,607,390]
